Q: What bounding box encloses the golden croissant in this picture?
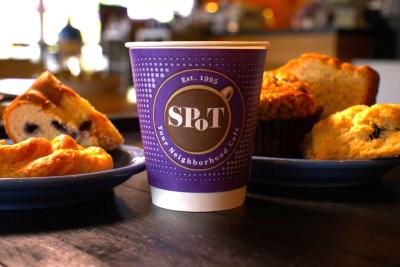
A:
[0,134,113,177]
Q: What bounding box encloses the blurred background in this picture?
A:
[0,0,399,116]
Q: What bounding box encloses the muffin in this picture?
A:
[303,104,400,160]
[255,71,321,157]
[277,53,379,118]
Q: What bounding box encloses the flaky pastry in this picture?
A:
[0,134,113,177]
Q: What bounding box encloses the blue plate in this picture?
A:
[251,156,400,188]
[0,145,146,210]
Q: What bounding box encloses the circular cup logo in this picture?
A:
[153,69,245,170]
[164,85,231,154]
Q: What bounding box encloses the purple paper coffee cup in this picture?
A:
[126,41,268,211]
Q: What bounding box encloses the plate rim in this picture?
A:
[252,155,400,169]
[250,155,400,187]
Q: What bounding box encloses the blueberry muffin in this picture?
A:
[303,104,400,160]
[3,72,123,150]
[255,71,321,157]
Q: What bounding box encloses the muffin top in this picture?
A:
[259,71,320,120]
[303,104,400,160]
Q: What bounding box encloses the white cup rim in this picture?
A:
[125,41,269,49]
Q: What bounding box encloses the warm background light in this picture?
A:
[204,2,219,14]
[263,7,275,26]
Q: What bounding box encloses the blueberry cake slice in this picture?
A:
[277,53,380,118]
[3,72,123,150]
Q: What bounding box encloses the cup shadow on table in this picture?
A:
[0,193,129,235]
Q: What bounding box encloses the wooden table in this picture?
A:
[1,132,400,266]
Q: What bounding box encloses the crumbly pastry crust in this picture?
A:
[259,71,319,120]
[0,135,113,177]
[3,72,123,150]
[303,104,400,160]
[277,53,380,118]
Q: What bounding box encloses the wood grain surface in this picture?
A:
[0,132,399,266]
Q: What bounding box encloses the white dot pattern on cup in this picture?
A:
[132,54,264,185]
